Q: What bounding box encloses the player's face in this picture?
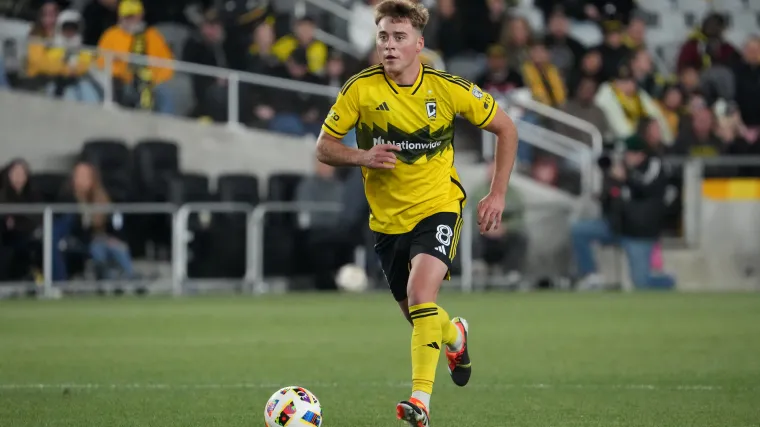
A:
[376,17,423,74]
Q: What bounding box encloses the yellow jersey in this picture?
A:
[322,64,498,234]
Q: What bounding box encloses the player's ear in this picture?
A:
[416,35,424,54]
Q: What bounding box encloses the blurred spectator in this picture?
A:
[58,161,136,280]
[82,0,118,46]
[595,20,631,82]
[28,0,59,40]
[245,22,279,129]
[182,8,230,122]
[717,103,760,175]
[557,77,611,145]
[272,16,328,75]
[595,64,672,144]
[0,0,64,21]
[27,9,99,103]
[630,49,658,97]
[531,155,559,186]
[585,0,635,24]
[474,45,524,98]
[522,41,566,108]
[535,0,587,24]
[656,84,685,138]
[24,0,58,89]
[677,13,739,73]
[295,157,347,291]
[678,66,701,102]
[572,135,675,290]
[471,0,510,55]
[247,22,280,75]
[670,106,724,157]
[543,8,586,79]
[733,36,760,130]
[0,159,42,281]
[623,15,646,50]
[325,51,350,88]
[349,0,381,57]
[215,0,276,71]
[434,0,466,59]
[97,0,175,114]
[499,16,533,68]
[567,49,603,97]
[638,117,666,156]
[471,161,528,285]
[270,48,327,136]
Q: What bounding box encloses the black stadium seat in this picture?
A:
[30,173,67,203]
[81,139,131,177]
[131,140,181,256]
[264,173,305,276]
[197,174,261,279]
[133,139,180,202]
[266,173,303,226]
[168,173,210,204]
[217,174,260,205]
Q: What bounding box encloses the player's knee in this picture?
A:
[406,254,447,306]
[407,286,437,307]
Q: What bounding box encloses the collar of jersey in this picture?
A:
[383,62,424,95]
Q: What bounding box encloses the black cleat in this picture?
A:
[445,317,471,387]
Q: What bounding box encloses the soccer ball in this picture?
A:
[335,263,369,293]
[264,386,323,427]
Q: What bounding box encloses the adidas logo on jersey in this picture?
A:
[376,102,390,111]
[434,245,446,255]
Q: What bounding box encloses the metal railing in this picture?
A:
[0,200,482,298]
[246,201,344,294]
[484,114,596,198]
[511,97,604,156]
[295,0,363,59]
[94,46,340,128]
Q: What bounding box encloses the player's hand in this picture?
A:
[359,144,401,169]
[477,191,505,234]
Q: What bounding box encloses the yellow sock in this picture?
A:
[437,305,458,348]
[409,303,442,395]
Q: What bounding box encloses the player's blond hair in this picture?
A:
[374,0,430,32]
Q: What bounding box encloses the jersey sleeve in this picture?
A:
[322,81,359,139]
[451,80,498,129]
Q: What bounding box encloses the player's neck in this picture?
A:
[386,61,422,86]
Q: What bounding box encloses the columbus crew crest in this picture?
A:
[426,100,437,120]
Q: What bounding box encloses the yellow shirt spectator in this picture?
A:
[27,43,93,78]
[27,9,93,79]
[521,42,567,108]
[97,25,174,85]
[271,17,327,74]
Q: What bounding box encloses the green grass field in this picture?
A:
[1,292,759,427]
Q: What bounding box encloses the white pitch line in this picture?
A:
[0,382,753,392]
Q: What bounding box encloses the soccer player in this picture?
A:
[316,1,518,425]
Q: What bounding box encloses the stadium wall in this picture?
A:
[0,90,579,204]
[0,91,315,183]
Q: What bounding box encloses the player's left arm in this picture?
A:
[479,108,518,233]
[454,82,519,233]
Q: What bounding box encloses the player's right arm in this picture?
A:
[316,82,400,169]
